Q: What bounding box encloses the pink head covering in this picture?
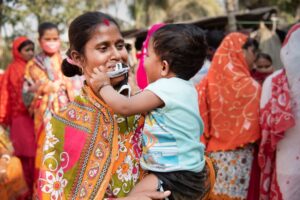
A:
[136,23,165,89]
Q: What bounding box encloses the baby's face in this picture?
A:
[255,57,273,73]
[143,40,163,83]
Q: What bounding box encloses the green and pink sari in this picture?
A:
[36,85,144,199]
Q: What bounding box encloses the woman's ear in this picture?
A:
[70,50,84,68]
[160,60,170,77]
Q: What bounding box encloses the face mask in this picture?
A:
[41,41,61,54]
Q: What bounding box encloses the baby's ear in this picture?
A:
[160,60,170,77]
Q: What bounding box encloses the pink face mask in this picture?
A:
[41,41,61,54]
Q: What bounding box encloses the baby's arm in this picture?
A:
[89,68,163,116]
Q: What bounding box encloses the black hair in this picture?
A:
[242,38,259,51]
[38,22,59,38]
[205,30,225,60]
[151,24,207,80]
[206,30,225,50]
[18,40,34,52]
[61,11,120,77]
[256,52,272,63]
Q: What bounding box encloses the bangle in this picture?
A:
[97,83,110,94]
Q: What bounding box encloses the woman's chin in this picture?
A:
[110,75,126,86]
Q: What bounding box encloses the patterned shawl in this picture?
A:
[196,32,261,152]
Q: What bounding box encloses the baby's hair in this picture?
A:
[256,52,272,63]
[151,24,207,80]
[38,22,59,38]
[18,40,34,52]
[61,11,120,77]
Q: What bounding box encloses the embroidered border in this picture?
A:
[53,114,91,134]
[71,111,102,199]
[72,101,95,113]
[90,108,114,198]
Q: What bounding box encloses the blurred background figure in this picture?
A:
[190,30,225,85]
[259,23,300,200]
[251,52,274,84]
[197,33,261,200]
[0,36,35,198]
[0,125,28,199]
[251,21,283,70]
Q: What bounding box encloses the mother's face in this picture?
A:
[81,23,128,86]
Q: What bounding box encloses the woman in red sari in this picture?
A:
[259,23,300,200]
[0,36,35,197]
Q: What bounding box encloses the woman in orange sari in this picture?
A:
[0,36,35,197]
[196,33,261,200]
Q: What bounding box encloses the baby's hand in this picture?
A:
[89,67,111,95]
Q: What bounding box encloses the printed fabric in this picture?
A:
[37,85,144,199]
[259,23,300,200]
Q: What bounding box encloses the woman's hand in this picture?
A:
[27,80,42,93]
[88,67,111,95]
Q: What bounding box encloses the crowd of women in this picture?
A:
[0,10,299,200]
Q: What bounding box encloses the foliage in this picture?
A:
[1,0,111,37]
[240,0,299,19]
[0,0,112,69]
[128,0,224,28]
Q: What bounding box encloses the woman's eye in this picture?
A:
[116,43,125,50]
[98,46,107,52]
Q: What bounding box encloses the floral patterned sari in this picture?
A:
[37,85,144,199]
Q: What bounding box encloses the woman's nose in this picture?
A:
[110,47,121,60]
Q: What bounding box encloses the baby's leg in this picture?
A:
[128,173,159,196]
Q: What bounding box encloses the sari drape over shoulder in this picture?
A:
[37,86,144,199]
